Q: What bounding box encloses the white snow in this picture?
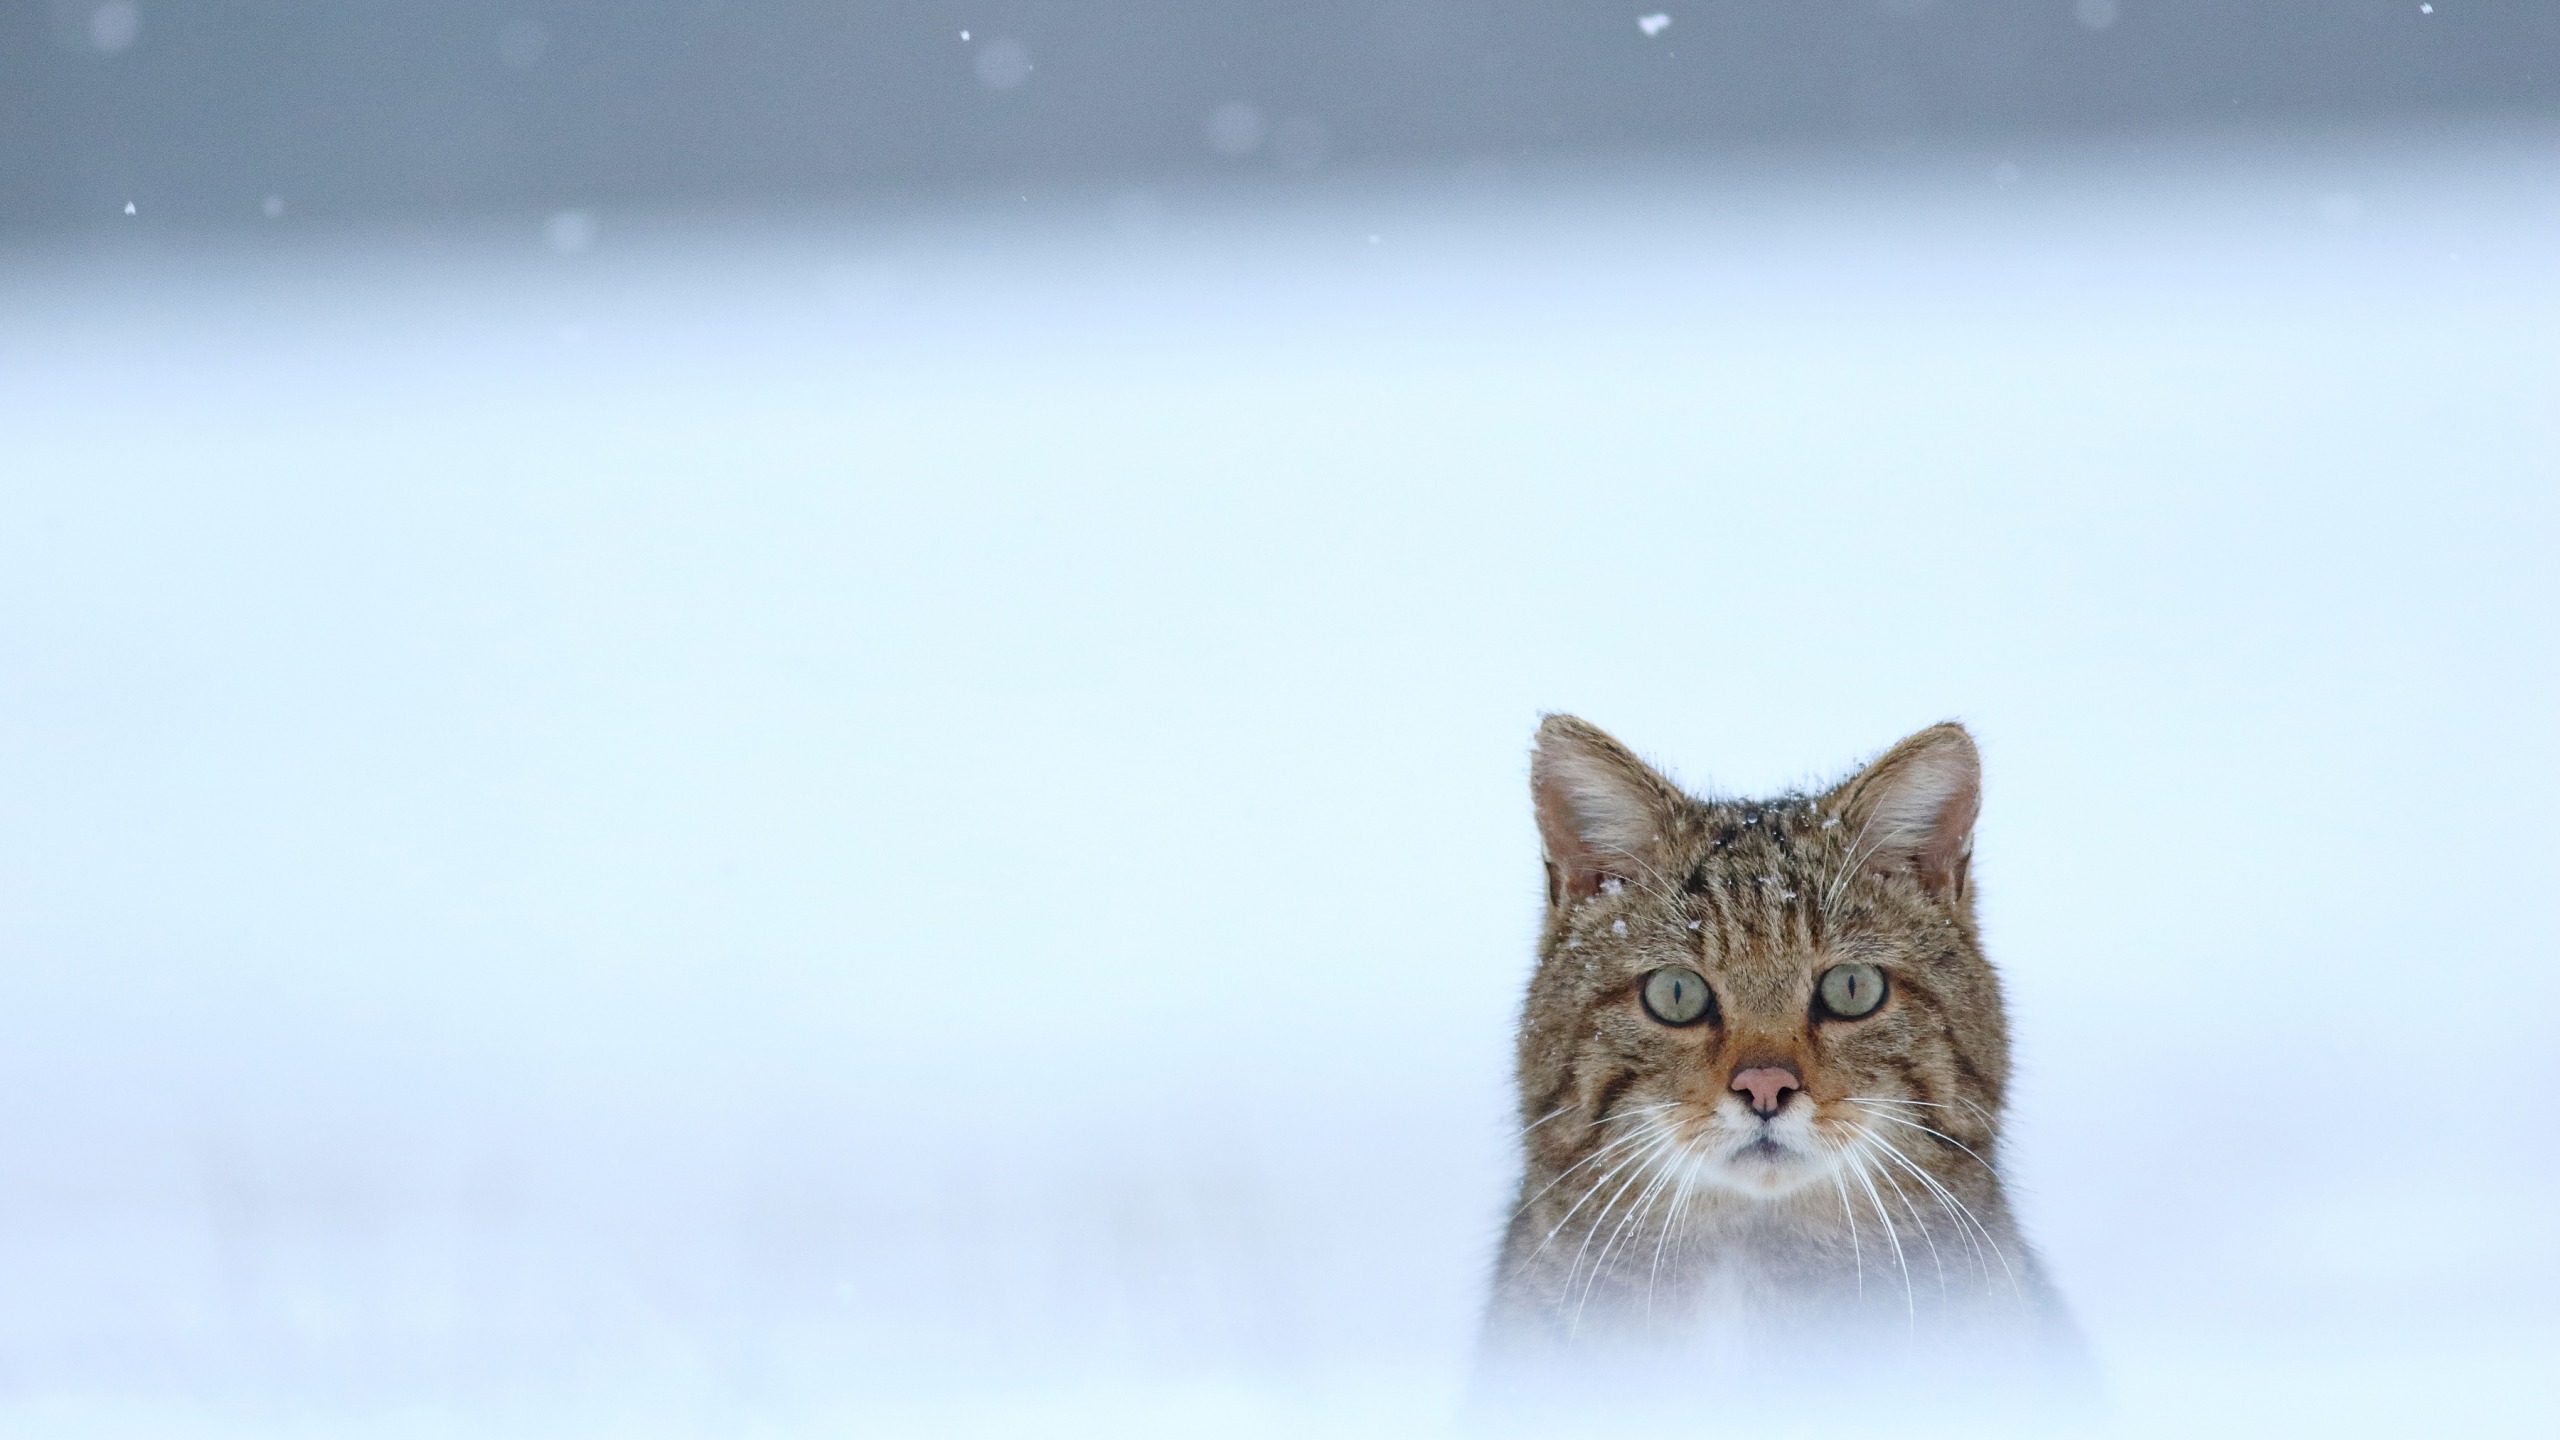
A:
[974,36,1032,91]
[0,126,2553,1439]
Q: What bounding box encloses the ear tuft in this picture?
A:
[1530,715,1684,906]
[1830,722,1981,901]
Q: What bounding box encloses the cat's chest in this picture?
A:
[1647,1228,1862,1327]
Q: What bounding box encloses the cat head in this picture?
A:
[1516,716,2011,1202]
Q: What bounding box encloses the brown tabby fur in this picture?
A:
[1479,716,2075,1388]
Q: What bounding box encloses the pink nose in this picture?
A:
[1731,1066,1802,1117]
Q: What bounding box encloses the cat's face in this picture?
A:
[1515,718,2012,1205]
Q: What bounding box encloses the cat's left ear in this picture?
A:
[1828,722,1981,902]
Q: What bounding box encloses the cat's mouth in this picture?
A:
[1690,1108,1839,1197]
[1722,1129,1813,1185]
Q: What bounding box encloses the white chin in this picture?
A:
[1708,1142,1829,1197]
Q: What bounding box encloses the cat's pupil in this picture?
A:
[1818,962,1886,1018]
[1641,967,1713,1026]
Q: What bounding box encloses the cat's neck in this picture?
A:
[1491,1160,2036,1342]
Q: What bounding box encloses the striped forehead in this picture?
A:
[1675,799,1839,999]
[1676,799,1839,891]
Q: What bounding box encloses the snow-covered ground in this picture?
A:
[1,130,2554,1437]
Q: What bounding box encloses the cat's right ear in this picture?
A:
[1531,715,1684,908]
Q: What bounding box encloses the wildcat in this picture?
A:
[1474,717,2084,1423]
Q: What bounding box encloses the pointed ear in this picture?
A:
[1829,722,1981,901]
[1531,715,1686,907]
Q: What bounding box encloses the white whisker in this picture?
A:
[1860,1133,1987,1279]
[1865,1139,1947,1297]
[1645,1134,1702,1315]
[1526,1130,1668,1257]
[1857,1107,2004,1180]
[1858,1124,2023,1304]
[1512,1109,1680,1216]
[1518,1105,1571,1137]
[1822,1132,1864,1299]
[1846,1148,1916,1328]
[1578,1131,1691,1325]
[1558,1132,1683,1329]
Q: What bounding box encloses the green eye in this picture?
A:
[1640,967,1716,1027]
[1816,962,1888,1020]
